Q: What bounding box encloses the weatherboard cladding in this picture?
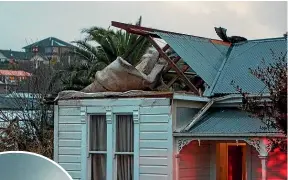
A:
[56,98,172,180]
[211,37,287,95]
[155,32,230,86]
[188,108,279,134]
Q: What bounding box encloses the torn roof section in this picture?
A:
[208,37,287,96]
[112,21,287,97]
[155,32,231,87]
[155,32,287,97]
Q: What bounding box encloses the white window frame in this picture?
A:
[113,113,134,180]
[86,106,139,180]
[87,114,107,180]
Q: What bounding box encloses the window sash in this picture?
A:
[114,154,134,180]
[88,112,137,180]
[88,115,108,180]
[114,114,134,153]
[88,114,107,152]
[114,152,134,155]
[91,154,107,180]
[113,114,134,180]
[89,151,107,154]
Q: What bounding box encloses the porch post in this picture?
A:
[243,138,273,180]
[175,154,180,180]
[258,155,268,180]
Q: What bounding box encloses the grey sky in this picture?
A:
[0,1,286,51]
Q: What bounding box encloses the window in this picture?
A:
[45,47,52,54]
[52,47,59,54]
[89,115,107,180]
[115,115,134,180]
[89,114,135,180]
[9,76,15,80]
[60,47,69,54]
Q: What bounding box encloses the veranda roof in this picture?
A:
[175,108,283,137]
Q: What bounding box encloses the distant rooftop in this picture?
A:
[23,37,75,49]
[0,70,31,77]
[0,49,33,60]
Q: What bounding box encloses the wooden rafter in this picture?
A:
[163,56,181,73]
[162,44,170,52]
[112,21,216,41]
[147,36,199,95]
[167,64,190,87]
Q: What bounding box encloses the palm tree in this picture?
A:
[57,16,151,91]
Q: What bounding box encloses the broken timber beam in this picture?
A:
[167,64,190,87]
[163,56,181,73]
[147,36,199,95]
[162,44,170,52]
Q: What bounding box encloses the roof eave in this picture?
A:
[173,93,210,102]
[173,132,285,138]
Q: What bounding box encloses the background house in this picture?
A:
[0,70,31,93]
[0,49,33,62]
[0,37,77,69]
[22,37,76,67]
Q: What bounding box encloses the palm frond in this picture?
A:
[57,16,151,91]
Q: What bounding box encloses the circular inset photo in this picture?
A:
[0,151,72,180]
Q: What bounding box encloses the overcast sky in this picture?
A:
[0,1,287,51]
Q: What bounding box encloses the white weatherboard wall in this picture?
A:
[54,97,173,180]
[54,105,82,180]
[139,104,172,180]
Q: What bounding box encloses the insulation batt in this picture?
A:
[82,48,166,93]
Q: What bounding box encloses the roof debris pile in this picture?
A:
[82,48,169,93]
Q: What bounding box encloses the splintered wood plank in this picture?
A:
[167,64,190,87]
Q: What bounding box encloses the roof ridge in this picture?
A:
[234,36,286,45]
[22,37,74,49]
[155,31,226,43]
[204,45,234,96]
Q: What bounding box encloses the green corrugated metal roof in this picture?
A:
[155,32,231,86]
[0,50,33,60]
[0,96,39,110]
[156,31,287,96]
[23,37,75,49]
[188,108,279,134]
[208,37,287,96]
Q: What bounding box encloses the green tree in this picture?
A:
[58,16,151,91]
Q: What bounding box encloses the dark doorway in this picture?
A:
[228,146,243,180]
